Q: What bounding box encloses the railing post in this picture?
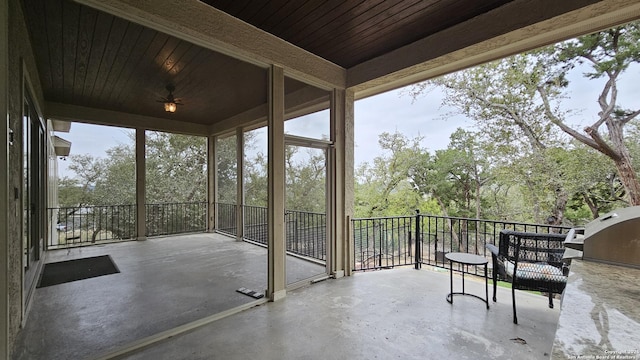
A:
[415,209,421,270]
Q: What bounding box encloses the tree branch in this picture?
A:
[584,126,621,160]
[536,85,600,148]
[468,90,546,151]
[621,109,640,124]
[595,76,617,127]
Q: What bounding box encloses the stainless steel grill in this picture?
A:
[564,206,640,268]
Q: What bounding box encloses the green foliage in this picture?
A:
[285,145,326,213]
[146,131,207,203]
[355,131,425,217]
[216,135,238,204]
[57,177,87,207]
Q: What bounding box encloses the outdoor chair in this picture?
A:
[486,230,568,324]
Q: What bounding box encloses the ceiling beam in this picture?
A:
[349,0,640,99]
[46,102,210,136]
[210,86,330,136]
[73,0,346,90]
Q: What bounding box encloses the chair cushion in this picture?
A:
[504,260,567,282]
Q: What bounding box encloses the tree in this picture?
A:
[65,154,106,206]
[355,132,425,217]
[145,131,207,204]
[285,145,327,213]
[411,23,640,221]
[216,135,238,204]
[538,23,640,204]
[411,56,571,224]
[560,143,625,221]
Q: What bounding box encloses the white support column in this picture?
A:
[0,0,9,355]
[267,65,286,301]
[235,127,244,241]
[207,135,218,232]
[135,129,146,240]
[330,88,355,277]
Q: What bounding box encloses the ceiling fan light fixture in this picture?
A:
[162,84,179,113]
[164,101,177,113]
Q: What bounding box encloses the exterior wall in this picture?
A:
[7,0,46,352]
[47,120,59,245]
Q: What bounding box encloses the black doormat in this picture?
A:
[37,255,119,288]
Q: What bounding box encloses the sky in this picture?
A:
[56,62,640,179]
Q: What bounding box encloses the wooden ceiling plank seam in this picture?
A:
[223,0,254,19]
[243,1,274,25]
[96,21,144,102]
[159,41,193,82]
[162,44,203,90]
[172,54,251,112]
[253,0,291,29]
[121,37,198,117]
[163,47,210,97]
[174,54,247,112]
[275,0,338,42]
[62,0,80,101]
[44,0,65,102]
[311,0,436,65]
[284,0,347,45]
[72,4,97,101]
[332,0,505,67]
[80,12,114,103]
[90,16,130,101]
[301,0,399,62]
[286,0,377,46]
[106,27,158,105]
[321,0,451,63]
[23,0,53,93]
[112,32,171,106]
[267,0,326,39]
[215,0,235,10]
[117,35,179,111]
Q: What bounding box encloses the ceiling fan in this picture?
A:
[157,84,183,113]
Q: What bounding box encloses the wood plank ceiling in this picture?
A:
[200,0,513,69]
[21,0,313,128]
[21,0,522,130]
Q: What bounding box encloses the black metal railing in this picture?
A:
[49,202,209,249]
[285,210,326,261]
[244,204,268,244]
[216,203,327,262]
[216,202,237,236]
[352,215,416,271]
[48,205,136,249]
[352,211,570,273]
[146,202,207,236]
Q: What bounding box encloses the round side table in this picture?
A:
[445,252,489,309]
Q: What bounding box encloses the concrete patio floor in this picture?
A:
[12,233,561,360]
[123,268,560,360]
[12,233,326,360]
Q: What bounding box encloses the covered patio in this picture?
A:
[14,234,560,359]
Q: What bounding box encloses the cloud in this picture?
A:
[354,88,470,165]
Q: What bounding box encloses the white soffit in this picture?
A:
[53,136,72,157]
